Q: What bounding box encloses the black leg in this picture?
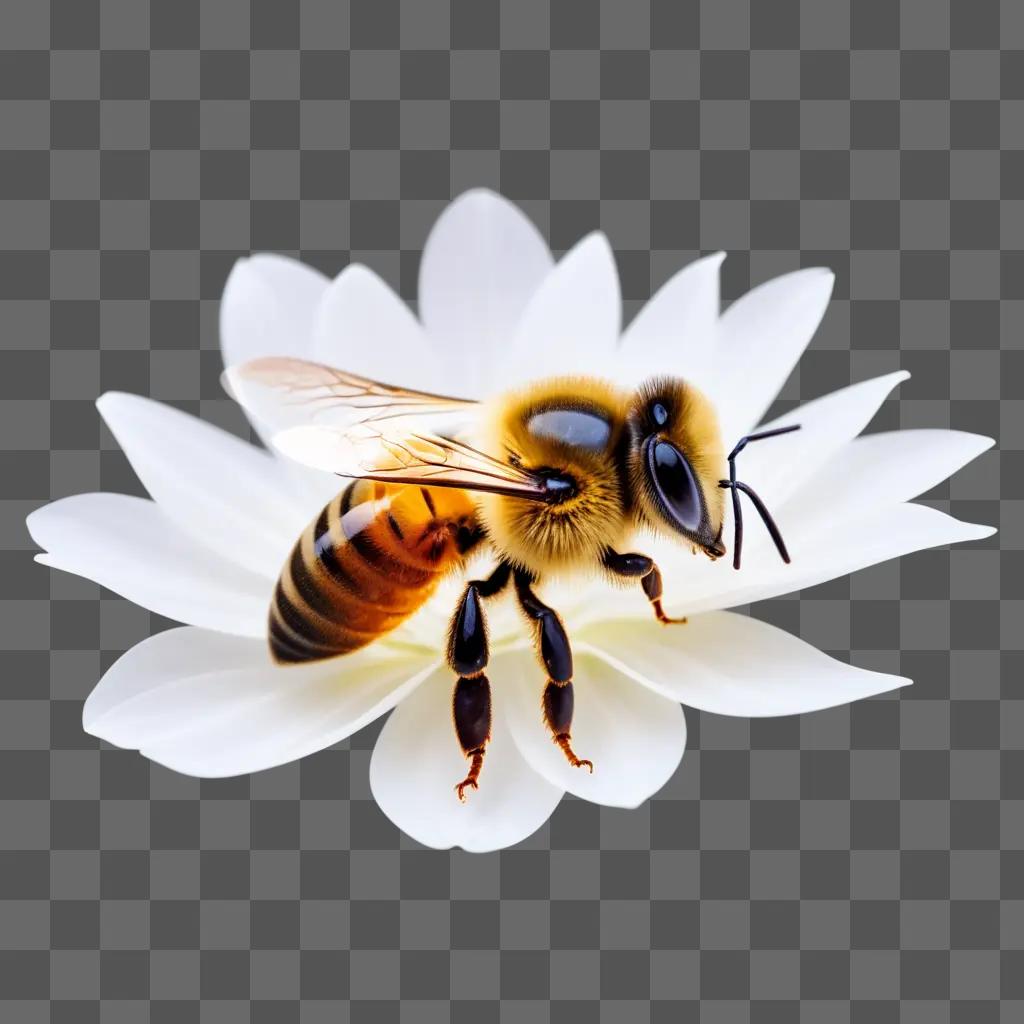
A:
[447,562,512,800]
[513,569,593,773]
[602,548,688,625]
[452,674,490,801]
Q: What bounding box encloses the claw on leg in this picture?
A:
[447,569,511,804]
[544,680,593,772]
[553,733,593,773]
[455,747,485,802]
[453,674,491,802]
[652,598,687,626]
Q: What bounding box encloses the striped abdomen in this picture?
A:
[270,480,480,664]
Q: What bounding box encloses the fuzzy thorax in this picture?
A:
[477,469,629,576]
[474,376,632,575]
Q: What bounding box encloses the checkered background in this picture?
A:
[0,0,1018,1020]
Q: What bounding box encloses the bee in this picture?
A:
[227,358,797,800]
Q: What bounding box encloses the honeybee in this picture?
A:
[227,358,797,800]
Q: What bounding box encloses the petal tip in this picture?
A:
[94,390,120,414]
[423,188,543,251]
[218,256,255,305]
[95,390,145,425]
[219,367,237,401]
[331,261,379,287]
[881,673,913,693]
[24,511,47,548]
[574,230,614,258]
[221,255,250,283]
[81,705,101,736]
[450,186,506,208]
[81,689,116,739]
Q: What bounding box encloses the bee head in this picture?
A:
[626,378,727,559]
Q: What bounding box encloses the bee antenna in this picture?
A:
[718,425,800,571]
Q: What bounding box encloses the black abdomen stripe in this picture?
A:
[269,482,446,664]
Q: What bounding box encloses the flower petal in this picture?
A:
[219,254,328,369]
[615,251,725,389]
[497,233,622,393]
[85,627,437,777]
[645,503,995,618]
[579,611,909,717]
[722,370,910,515]
[499,649,686,809]
[97,392,309,578]
[780,429,995,534]
[217,258,342,509]
[310,264,449,393]
[27,494,271,636]
[710,267,835,442]
[418,189,554,397]
[369,663,563,852]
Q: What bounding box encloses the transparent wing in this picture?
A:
[222,356,479,435]
[273,423,549,501]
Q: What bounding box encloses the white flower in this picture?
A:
[27,190,994,853]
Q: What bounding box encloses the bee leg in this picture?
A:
[601,548,688,625]
[543,681,592,771]
[513,569,593,773]
[453,675,490,801]
[448,563,512,801]
[641,564,688,625]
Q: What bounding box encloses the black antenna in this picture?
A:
[719,424,800,571]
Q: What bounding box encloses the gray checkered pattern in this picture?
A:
[0,0,1016,1019]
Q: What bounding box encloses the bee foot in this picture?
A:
[553,733,593,773]
[455,748,485,802]
[652,599,687,625]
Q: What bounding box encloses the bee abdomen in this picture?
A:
[269,481,469,664]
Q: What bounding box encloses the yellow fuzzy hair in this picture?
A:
[474,376,633,576]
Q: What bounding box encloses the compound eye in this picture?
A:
[647,439,702,532]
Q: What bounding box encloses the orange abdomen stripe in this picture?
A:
[269,481,477,664]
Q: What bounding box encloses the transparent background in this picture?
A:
[0,1,1017,1020]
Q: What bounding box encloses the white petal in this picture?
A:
[27,494,271,636]
[219,254,328,369]
[217,257,342,510]
[647,503,995,618]
[579,611,909,717]
[418,189,554,397]
[711,268,835,441]
[97,392,309,579]
[616,251,725,389]
[500,649,686,809]
[310,265,449,393]
[724,371,910,514]
[85,627,437,777]
[496,233,622,393]
[369,663,563,852]
[781,429,995,534]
